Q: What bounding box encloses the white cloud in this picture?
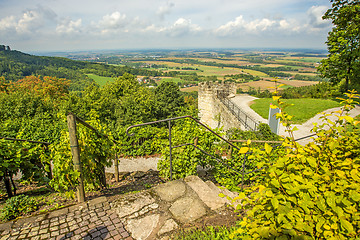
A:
[98,11,128,33]
[215,16,278,36]
[162,18,202,37]
[307,5,330,29]
[214,6,329,37]
[0,6,56,35]
[157,2,175,20]
[56,18,82,34]
[0,16,17,32]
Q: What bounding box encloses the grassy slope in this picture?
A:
[250,98,341,124]
[86,74,115,87]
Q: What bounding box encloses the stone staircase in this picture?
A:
[111,175,241,240]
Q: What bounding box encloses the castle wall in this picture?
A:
[198,81,241,130]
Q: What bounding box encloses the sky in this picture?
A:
[0,0,333,53]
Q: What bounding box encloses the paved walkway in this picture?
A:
[0,197,132,240]
[231,95,267,124]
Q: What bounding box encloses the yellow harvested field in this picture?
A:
[278,79,319,87]
[242,69,268,77]
[237,79,318,92]
[196,66,243,76]
[301,68,317,72]
[262,64,286,67]
[186,57,252,65]
[180,86,199,92]
[285,71,319,76]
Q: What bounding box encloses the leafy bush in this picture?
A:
[231,92,360,239]
[1,195,37,221]
[174,225,238,240]
[116,125,168,157]
[227,123,280,144]
[157,118,221,180]
[49,114,115,195]
[0,139,49,197]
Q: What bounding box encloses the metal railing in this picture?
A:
[126,115,241,180]
[216,90,259,131]
[126,115,319,190]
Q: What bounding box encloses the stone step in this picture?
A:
[111,175,242,239]
[184,175,228,210]
[205,180,238,207]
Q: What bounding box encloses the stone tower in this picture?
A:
[198,81,236,129]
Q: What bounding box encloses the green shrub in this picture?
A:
[231,92,360,239]
[157,119,221,180]
[1,195,38,221]
[173,225,238,240]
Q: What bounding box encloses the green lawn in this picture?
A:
[86,74,115,87]
[250,98,341,124]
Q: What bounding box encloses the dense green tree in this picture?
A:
[318,0,360,91]
[154,82,185,119]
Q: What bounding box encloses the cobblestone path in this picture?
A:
[0,197,132,240]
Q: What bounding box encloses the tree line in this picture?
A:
[0,50,161,91]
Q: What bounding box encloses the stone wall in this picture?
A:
[198,81,241,130]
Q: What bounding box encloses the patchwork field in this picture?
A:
[85,50,326,92]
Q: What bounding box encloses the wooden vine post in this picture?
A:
[114,151,119,182]
[67,113,86,203]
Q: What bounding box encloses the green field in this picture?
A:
[160,77,182,83]
[87,74,115,87]
[250,98,341,124]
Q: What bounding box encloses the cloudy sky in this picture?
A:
[0,0,332,52]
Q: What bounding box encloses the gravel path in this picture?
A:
[231,95,267,124]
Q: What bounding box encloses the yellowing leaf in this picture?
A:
[339,115,354,123]
[340,219,354,233]
[234,192,246,200]
[246,139,252,145]
[272,96,281,101]
[239,147,249,154]
[271,198,279,209]
[264,143,272,154]
[265,190,274,198]
[292,126,299,131]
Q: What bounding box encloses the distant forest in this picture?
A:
[0,47,160,91]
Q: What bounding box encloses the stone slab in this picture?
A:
[184,175,226,210]
[114,192,156,218]
[169,196,206,223]
[205,180,238,206]
[87,196,107,206]
[126,214,160,240]
[158,219,178,236]
[153,180,186,202]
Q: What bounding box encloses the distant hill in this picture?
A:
[0,46,160,91]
